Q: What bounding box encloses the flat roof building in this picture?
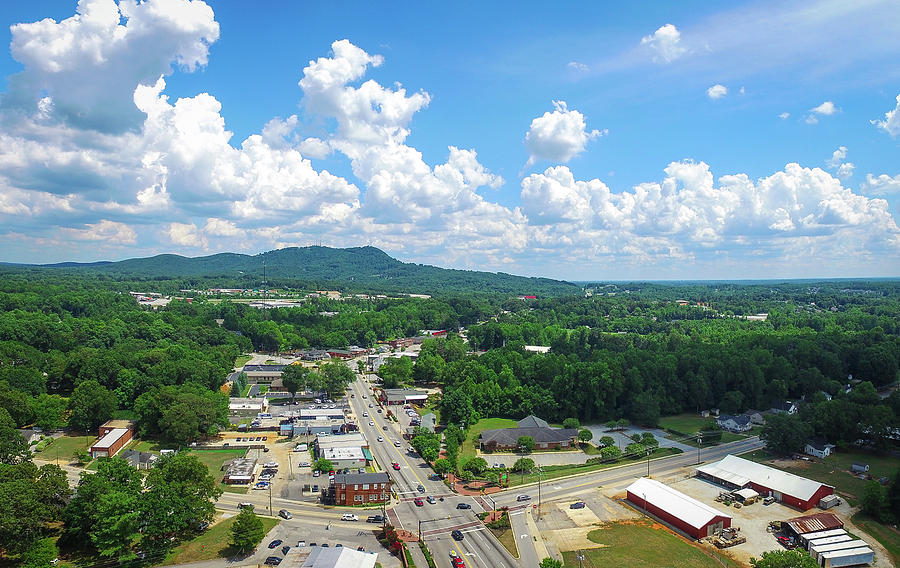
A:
[90,420,136,459]
[697,454,834,510]
[379,388,428,405]
[626,478,732,539]
[223,458,257,484]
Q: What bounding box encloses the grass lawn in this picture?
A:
[164,514,279,564]
[234,354,253,368]
[506,447,682,487]
[494,527,518,558]
[35,434,95,461]
[460,418,518,461]
[124,438,162,453]
[561,519,741,568]
[744,449,898,503]
[852,511,900,567]
[184,448,248,479]
[658,414,711,435]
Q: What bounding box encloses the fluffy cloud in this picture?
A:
[4,0,218,133]
[524,101,605,166]
[826,146,854,180]
[871,94,900,137]
[861,173,900,195]
[806,100,838,124]
[62,219,136,243]
[706,84,728,99]
[779,112,790,120]
[567,61,589,72]
[641,24,686,63]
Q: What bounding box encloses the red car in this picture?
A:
[392,462,401,470]
[451,558,465,568]
[414,497,424,506]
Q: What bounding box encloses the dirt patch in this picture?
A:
[545,526,609,551]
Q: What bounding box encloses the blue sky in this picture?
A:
[0,0,898,280]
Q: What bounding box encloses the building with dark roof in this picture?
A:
[716,414,752,433]
[479,417,578,451]
[327,472,391,505]
[379,388,428,406]
[120,449,159,470]
[242,364,286,383]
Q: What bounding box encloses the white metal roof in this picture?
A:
[92,428,129,449]
[699,454,831,501]
[626,477,731,530]
[819,546,873,560]
[735,488,759,500]
[809,536,855,552]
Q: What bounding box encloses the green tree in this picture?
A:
[141,453,223,544]
[0,461,70,555]
[861,481,888,522]
[19,537,58,568]
[577,428,593,443]
[68,380,116,432]
[72,449,90,465]
[463,457,487,475]
[320,361,355,397]
[760,413,811,455]
[229,507,265,554]
[512,457,535,473]
[517,435,535,454]
[314,458,333,473]
[410,430,440,462]
[0,410,31,465]
[433,458,453,476]
[539,558,563,568]
[0,381,34,427]
[29,394,68,431]
[280,365,309,402]
[378,357,413,389]
[750,549,819,568]
[599,445,622,460]
[562,417,580,430]
[599,435,615,447]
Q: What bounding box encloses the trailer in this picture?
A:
[819,546,873,568]
[807,534,852,555]
[818,494,841,509]
[810,539,864,562]
[798,528,848,549]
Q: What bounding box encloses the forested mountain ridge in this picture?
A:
[4,245,580,296]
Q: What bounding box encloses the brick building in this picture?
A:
[328,472,391,505]
[89,419,136,459]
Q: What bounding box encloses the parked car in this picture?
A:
[278,509,292,519]
[312,484,319,492]
[426,496,436,504]
[341,513,359,521]
[451,529,464,541]
[456,503,471,510]
[570,501,586,509]
[358,467,366,473]
[254,482,270,489]
[264,557,281,565]
[414,497,424,506]
[268,539,283,549]
[297,541,306,547]
[313,470,320,477]
[281,546,290,555]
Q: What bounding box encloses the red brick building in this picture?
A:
[329,472,391,505]
[90,420,136,459]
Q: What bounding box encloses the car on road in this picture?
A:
[452,558,465,568]
[516,494,531,501]
[392,463,401,470]
[281,546,290,555]
[377,436,384,442]
[299,462,310,467]
[264,557,281,565]
[394,440,401,447]
[341,513,359,521]
[377,408,382,413]
[366,515,384,523]
[414,497,424,506]
[570,501,586,509]
[456,503,471,509]
[297,541,306,547]
[312,470,320,477]
[363,412,369,417]
[238,502,253,509]
[254,482,269,489]
[268,539,283,549]
[426,496,436,504]
[417,484,425,493]
[382,425,388,431]
[451,530,464,541]
[369,421,375,426]
[362,394,367,398]
[278,509,292,519]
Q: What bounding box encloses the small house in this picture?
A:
[120,449,159,470]
[716,414,752,433]
[771,400,798,414]
[804,438,836,459]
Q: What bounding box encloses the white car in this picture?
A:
[341,513,359,521]
[377,436,384,442]
[394,441,401,447]
[369,421,375,426]
[363,412,369,417]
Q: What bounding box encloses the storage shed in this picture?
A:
[785,513,845,547]
[626,477,732,539]
[810,539,864,562]
[697,454,834,510]
[820,546,874,568]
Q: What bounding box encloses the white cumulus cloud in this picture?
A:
[707,84,728,99]
[641,24,687,63]
[62,219,136,244]
[861,173,900,195]
[524,101,605,166]
[806,100,838,124]
[871,94,900,137]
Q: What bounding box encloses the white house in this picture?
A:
[805,438,836,459]
[716,414,752,433]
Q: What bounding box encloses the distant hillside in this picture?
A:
[20,246,579,296]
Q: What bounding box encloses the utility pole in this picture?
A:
[269,480,273,516]
[288,453,293,481]
[537,465,543,520]
[647,448,651,477]
[697,432,702,465]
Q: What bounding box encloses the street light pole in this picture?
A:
[537,465,543,520]
[647,449,651,477]
[288,453,293,481]
[697,432,702,465]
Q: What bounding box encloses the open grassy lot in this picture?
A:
[234,354,253,368]
[124,438,162,453]
[34,434,95,461]
[185,448,248,478]
[506,447,682,487]
[163,514,279,565]
[561,519,741,568]
[853,511,900,567]
[659,414,710,435]
[744,449,898,503]
[460,417,518,461]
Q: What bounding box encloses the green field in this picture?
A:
[124,439,163,453]
[658,414,710,435]
[34,434,95,462]
[561,519,740,568]
[234,354,253,368]
[163,514,279,564]
[185,448,248,479]
[460,418,518,461]
[852,511,900,567]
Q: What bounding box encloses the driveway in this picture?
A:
[583,425,696,453]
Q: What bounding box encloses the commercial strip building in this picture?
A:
[625,477,732,539]
[89,420,136,459]
[242,364,286,383]
[223,457,258,484]
[379,388,428,406]
[697,454,834,510]
[229,397,268,415]
[479,415,578,451]
[319,447,368,470]
[327,472,391,506]
[282,544,377,568]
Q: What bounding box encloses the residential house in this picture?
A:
[771,400,798,414]
[716,414,752,433]
[120,449,159,470]
[479,415,578,451]
[805,439,836,459]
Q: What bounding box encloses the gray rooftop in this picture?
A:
[480,426,578,446]
[332,472,390,486]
